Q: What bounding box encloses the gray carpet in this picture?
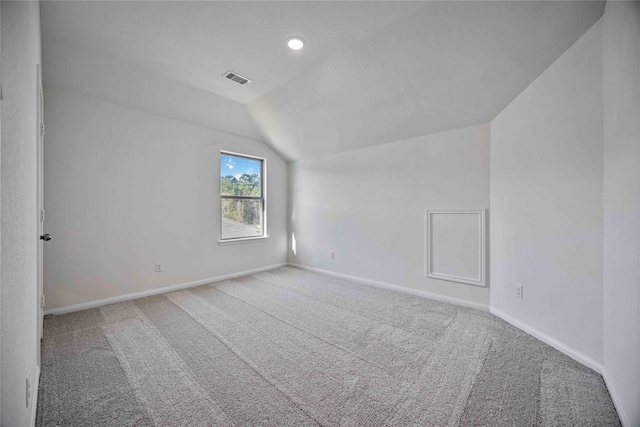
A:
[36,267,621,426]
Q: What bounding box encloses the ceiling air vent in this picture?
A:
[223,70,251,85]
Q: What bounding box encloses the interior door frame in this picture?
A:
[36,64,44,352]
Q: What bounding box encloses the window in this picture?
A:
[220,152,266,241]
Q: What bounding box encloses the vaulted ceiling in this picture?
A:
[41,1,605,161]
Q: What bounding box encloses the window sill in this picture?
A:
[218,236,269,246]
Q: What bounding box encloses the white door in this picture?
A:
[36,64,47,350]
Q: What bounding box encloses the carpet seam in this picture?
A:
[214,278,413,380]
[250,272,419,335]
[166,290,325,427]
[98,322,156,426]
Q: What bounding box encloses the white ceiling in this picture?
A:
[41,1,606,161]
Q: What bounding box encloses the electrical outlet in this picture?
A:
[155,262,163,273]
[329,251,335,260]
[515,285,524,299]
[26,371,31,408]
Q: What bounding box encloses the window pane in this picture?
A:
[220,154,262,197]
[221,198,263,239]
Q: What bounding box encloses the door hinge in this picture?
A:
[40,123,45,136]
[40,294,45,308]
[40,209,45,222]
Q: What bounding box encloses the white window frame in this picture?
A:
[218,151,268,245]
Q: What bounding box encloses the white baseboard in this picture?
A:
[490,307,603,374]
[44,263,289,316]
[30,365,40,427]
[602,367,631,427]
[288,263,489,312]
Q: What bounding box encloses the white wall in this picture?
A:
[490,20,604,364]
[43,89,288,311]
[0,2,3,418]
[1,1,42,425]
[602,2,640,425]
[289,124,490,308]
[1,4,3,420]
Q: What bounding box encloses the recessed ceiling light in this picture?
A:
[286,36,305,51]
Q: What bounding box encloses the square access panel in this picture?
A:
[426,209,486,287]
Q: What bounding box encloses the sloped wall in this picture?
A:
[490,20,604,364]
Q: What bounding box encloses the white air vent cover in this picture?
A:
[223,71,251,85]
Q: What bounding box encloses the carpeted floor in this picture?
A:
[36,267,621,426]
